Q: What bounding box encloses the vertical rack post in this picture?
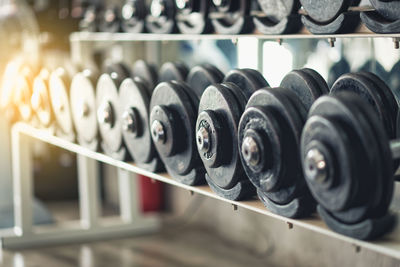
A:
[118,169,140,223]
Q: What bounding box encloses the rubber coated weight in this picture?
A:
[253,0,302,34]
[31,69,54,128]
[49,67,75,140]
[223,69,269,100]
[121,0,146,33]
[98,5,121,33]
[79,5,100,32]
[186,64,224,98]
[176,0,212,34]
[96,63,132,160]
[70,70,99,150]
[150,81,205,185]
[146,0,177,34]
[369,0,400,21]
[390,61,400,104]
[159,62,189,82]
[328,58,351,87]
[300,0,352,23]
[210,0,254,34]
[132,60,159,91]
[119,77,164,172]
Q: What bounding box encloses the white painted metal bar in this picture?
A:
[77,155,100,229]
[118,169,140,223]
[11,126,33,236]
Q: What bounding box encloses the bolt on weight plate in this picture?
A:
[176,0,213,34]
[301,92,395,239]
[210,0,254,34]
[31,69,54,128]
[49,67,75,141]
[150,81,205,185]
[146,0,177,34]
[186,64,224,98]
[96,63,132,160]
[132,60,159,92]
[121,0,146,33]
[98,5,121,33]
[159,61,189,82]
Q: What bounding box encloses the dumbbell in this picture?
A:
[175,0,212,34]
[186,63,224,98]
[196,69,268,200]
[238,69,329,217]
[359,60,389,83]
[159,61,189,82]
[13,64,36,123]
[31,69,55,129]
[361,0,400,33]
[389,61,400,102]
[253,0,302,34]
[49,67,75,141]
[328,58,350,87]
[146,0,177,34]
[70,69,99,151]
[121,0,147,33]
[300,0,361,34]
[79,5,101,32]
[96,62,132,160]
[149,62,219,185]
[98,5,121,33]
[119,60,164,172]
[301,91,397,240]
[210,0,254,34]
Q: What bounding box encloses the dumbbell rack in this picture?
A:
[2,31,400,259]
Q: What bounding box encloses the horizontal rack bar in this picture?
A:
[13,122,400,259]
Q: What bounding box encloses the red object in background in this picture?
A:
[139,175,164,212]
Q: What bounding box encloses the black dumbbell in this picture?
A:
[361,0,400,33]
[175,0,212,34]
[121,0,147,33]
[253,0,302,34]
[186,63,224,98]
[210,0,254,34]
[119,60,163,172]
[238,69,329,217]
[31,69,55,128]
[96,62,132,160]
[79,5,101,32]
[301,91,396,240]
[49,67,75,141]
[70,69,99,150]
[146,0,177,34]
[328,58,351,87]
[300,0,360,34]
[159,61,189,82]
[196,69,268,200]
[98,5,121,33]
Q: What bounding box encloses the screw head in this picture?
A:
[241,136,261,167]
[175,0,188,9]
[197,126,210,153]
[305,149,328,184]
[151,0,164,17]
[151,120,165,144]
[97,101,114,127]
[122,110,137,134]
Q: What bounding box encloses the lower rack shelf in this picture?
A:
[7,122,400,258]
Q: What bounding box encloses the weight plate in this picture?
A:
[197,83,245,190]
[49,68,74,135]
[359,60,389,82]
[256,0,299,20]
[328,58,351,87]
[300,0,352,23]
[280,68,328,110]
[79,5,100,32]
[150,81,200,177]
[159,62,189,82]
[369,0,400,22]
[146,0,177,34]
[389,61,400,103]
[98,5,121,33]
[119,78,156,163]
[121,0,146,33]
[186,64,224,98]
[132,60,158,91]
[31,69,53,127]
[223,68,269,100]
[70,70,98,146]
[176,0,212,34]
[211,0,254,34]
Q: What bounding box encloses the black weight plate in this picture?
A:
[98,5,121,33]
[121,0,146,33]
[31,69,54,127]
[280,69,327,110]
[159,62,189,82]
[119,78,156,163]
[186,64,224,98]
[223,69,269,100]
[49,68,74,135]
[150,81,199,176]
[328,58,351,87]
[146,0,177,33]
[301,68,330,95]
[79,6,99,32]
[211,0,254,34]
[132,60,158,92]
[390,61,400,102]
[103,62,132,86]
[331,73,396,139]
[369,0,400,21]
[359,60,389,82]
[300,0,352,23]
[256,0,299,20]
[197,83,245,190]
[176,0,212,34]
[239,88,306,204]
[70,71,98,145]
